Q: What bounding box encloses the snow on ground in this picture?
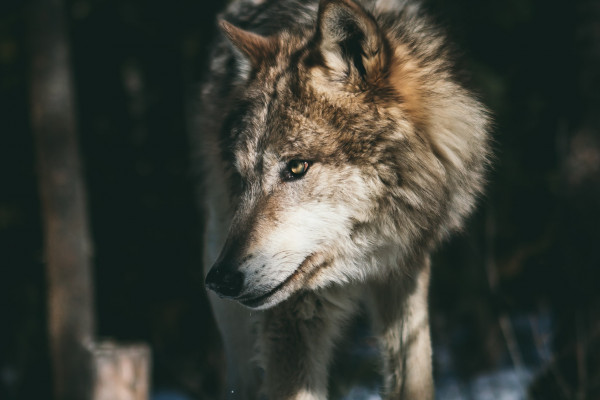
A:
[342,367,532,400]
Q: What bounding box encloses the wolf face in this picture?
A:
[205,0,489,310]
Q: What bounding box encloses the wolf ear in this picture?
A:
[219,20,276,67]
[316,0,388,82]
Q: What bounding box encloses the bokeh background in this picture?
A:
[1,0,598,398]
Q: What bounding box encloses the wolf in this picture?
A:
[193,0,490,398]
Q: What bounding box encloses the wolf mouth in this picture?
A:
[237,253,328,308]
[237,258,306,308]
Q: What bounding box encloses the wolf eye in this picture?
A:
[283,160,310,181]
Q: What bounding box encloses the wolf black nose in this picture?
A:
[205,267,244,298]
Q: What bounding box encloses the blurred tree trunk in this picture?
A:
[91,342,151,400]
[28,0,95,399]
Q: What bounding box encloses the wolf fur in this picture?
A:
[192,0,490,398]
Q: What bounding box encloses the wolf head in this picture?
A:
[205,0,490,309]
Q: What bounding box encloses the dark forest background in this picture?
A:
[1,0,599,398]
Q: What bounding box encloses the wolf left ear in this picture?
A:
[219,20,276,68]
[316,0,388,82]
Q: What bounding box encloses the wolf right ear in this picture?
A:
[316,0,388,83]
[219,20,277,68]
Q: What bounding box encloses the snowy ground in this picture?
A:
[342,367,532,400]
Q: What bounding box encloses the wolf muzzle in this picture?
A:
[205,217,256,299]
[205,235,247,298]
[205,263,244,298]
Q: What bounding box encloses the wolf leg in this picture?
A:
[369,257,433,400]
[258,289,358,400]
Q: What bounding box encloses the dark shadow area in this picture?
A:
[0,0,598,398]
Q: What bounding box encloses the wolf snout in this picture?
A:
[205,265,245,298]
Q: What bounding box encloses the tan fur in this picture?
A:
[388,45,427,128]
[220,20,278,67]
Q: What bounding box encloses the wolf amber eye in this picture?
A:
[285,160,310,180]
[290,160,307,175]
